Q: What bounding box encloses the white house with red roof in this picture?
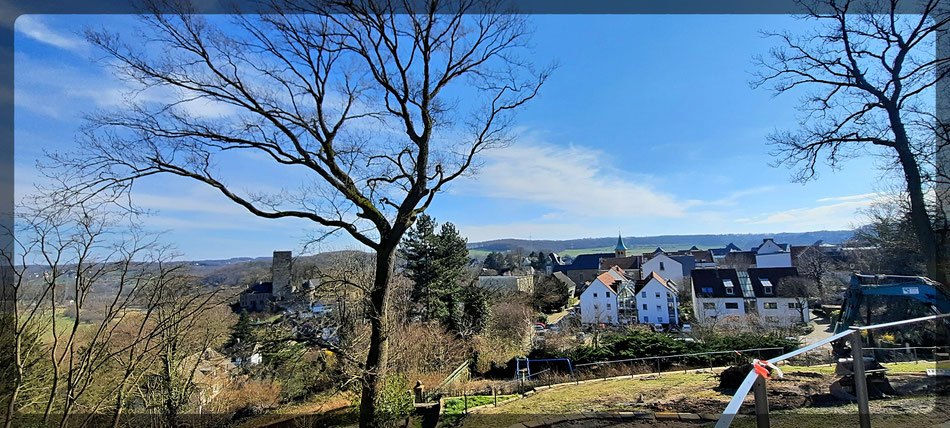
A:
[579,267,626,324]
[632,272,680,325]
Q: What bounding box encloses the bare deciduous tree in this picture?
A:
[57,1,548,424]
[795,244,833,299]
[753,0,950,280]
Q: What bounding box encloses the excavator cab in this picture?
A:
[834,274,950,334]
[829,274,950,399]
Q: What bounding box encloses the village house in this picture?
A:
[754,238,793,268]
[578,266,628,324]
[690,268,750,322]
[477,274,534,294]
[551,252,615,285]
[749,267,810,325]
[630,271,680,325]
[552,271,578,298]
[640,250,695,288]
[690,267,807,326]
[709,243,742,262]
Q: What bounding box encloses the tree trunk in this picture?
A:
[357,243,398,428]
[4,370,19,428]
[111,386,125,428]
[935,14,950,287]
[888,106,937,278]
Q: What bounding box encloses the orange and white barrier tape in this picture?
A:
[752,359,783,380]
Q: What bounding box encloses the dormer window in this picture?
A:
[760,279,773,295]
[723,279,735,295]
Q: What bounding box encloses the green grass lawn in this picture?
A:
[459,361,941,428]
[40,311,96,343]
[781,361,935,374]
[443,395,517,415]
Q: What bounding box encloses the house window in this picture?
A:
[659,262,665,270]
[655,292,661,298]
[764,302,778,309]
[593,293,598,298]
[607,303,611,309]
[642,303,648,310]
[641,291,646,298]
[594,304,599,310]
[725,302,739,309]
[789,302,801,309]
[658,316,663,323]
[607,315,612,322]
[656,305,661,310]
[644,316,649,322]
[760,278,773,294]
[722,279,735,295]
[606,292,611,297]
[703,303,715,310]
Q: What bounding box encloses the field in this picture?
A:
[458,362,946,428]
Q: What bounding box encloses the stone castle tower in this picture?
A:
[271,250,293,300]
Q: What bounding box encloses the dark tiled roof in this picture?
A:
[599,255,641,270]
[552,271,577,288]
[748,267,799,297]
[247,281,273,294]
[670,255,696,275]
[722,251,756,266]
[691,250,714,263]
[710,243,742,257]
[553,253,613,272]
[710,248,730,257]
[691,269,745,298]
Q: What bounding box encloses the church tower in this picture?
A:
[614,233,628,258]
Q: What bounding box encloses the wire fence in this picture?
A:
[715,313,950,428]
[431,346,790,400]
[430,341,948,411]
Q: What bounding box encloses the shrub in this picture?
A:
[374,375,414,423]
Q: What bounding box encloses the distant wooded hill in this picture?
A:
[467,230,856,254]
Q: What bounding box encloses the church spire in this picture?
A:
[614,233,628,257]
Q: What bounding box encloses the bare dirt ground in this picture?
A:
[460,362,948,428]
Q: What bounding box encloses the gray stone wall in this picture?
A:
[272,250,293,300]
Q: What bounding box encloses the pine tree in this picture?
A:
[230,310,253,346]
[399,215,470,324]
[531,251,548,272]
[400,214,441,321]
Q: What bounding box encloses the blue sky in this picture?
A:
[14,14,896,260]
